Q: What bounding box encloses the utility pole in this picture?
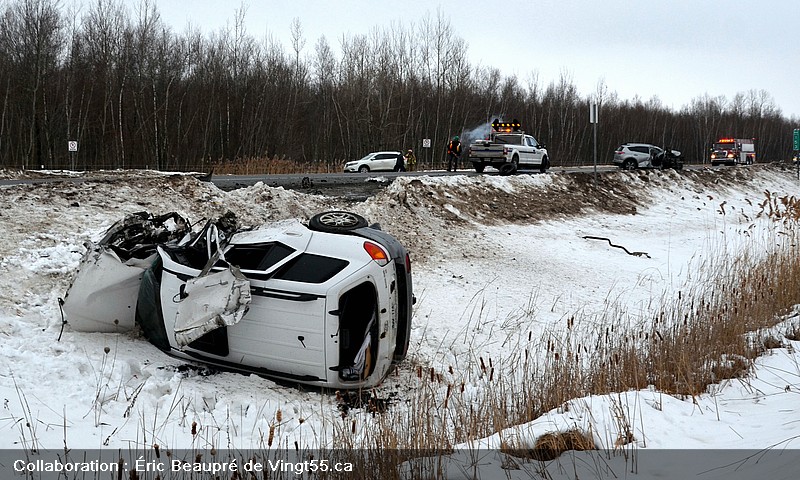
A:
[590,100,599,187]
[793,129,799,179]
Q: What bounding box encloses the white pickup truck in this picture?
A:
[468,126,550,174]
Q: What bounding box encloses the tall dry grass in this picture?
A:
[210,155,449,175]
[210,156,342,175]
[327,191,800,478]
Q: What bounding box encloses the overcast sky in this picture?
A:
[95,0,800,118]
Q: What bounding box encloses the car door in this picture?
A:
[229,278,330,381]
[630,146,651,167]
[373,153,396,171]
[206,233,334,382]
[522,136,543,165]
[648,146,664,167]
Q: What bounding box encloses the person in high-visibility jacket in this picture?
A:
[447,136,461,172]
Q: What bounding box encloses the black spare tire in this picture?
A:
[309,211,369,233]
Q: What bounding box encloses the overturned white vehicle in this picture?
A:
[62,211,414,389]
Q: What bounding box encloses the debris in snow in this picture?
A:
[582,235,651,258]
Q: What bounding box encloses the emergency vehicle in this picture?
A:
[710,138,756,166]
[467,119,550,174]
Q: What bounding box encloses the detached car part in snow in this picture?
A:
[582,235,651,258]
[62,210,414,389]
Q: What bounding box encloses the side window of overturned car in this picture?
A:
[221,243,294,270]
[273,254,349,284]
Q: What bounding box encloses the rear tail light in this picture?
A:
[363,241,389,266]
[503,146,509,155]
[405,253,412,273]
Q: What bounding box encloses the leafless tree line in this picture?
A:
[0,0,796,172]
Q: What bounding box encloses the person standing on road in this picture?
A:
[404,149,417,171]
[394,151,406,172]
[447,136,461,172]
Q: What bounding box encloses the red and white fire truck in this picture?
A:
[710,138,756,166]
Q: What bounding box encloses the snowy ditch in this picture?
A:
[0,166,799,478]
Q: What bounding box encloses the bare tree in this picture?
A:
[0,0,64,168]
[0,1,795,171]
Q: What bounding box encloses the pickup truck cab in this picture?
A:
[468,121,550,174]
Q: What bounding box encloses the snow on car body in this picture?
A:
[64,211,413,389]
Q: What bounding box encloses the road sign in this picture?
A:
[68,140,78,152]
[793,129,799,151]
[422,138,431,148]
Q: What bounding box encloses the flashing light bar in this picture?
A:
[491,121,521,133]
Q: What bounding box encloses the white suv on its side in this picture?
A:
[63,211,414,389]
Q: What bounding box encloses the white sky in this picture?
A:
[76,1,800,118]
[140,0,800,118]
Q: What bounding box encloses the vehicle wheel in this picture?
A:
[512,155,519,172]
[623,159,637,170]
[358,165,370,173]
[309,211,368,233]
[473,163,485,173]
[540,156,550,173]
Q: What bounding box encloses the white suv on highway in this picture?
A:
[613,143,684,170]
[344,151,402,173]
[613,143,662,169]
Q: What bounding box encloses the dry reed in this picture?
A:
[328,191,800,479]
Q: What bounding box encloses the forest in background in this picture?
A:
[1,0,797,172]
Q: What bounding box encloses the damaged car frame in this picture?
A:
[62,210,414,389]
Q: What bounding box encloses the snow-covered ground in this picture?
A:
[1,166,799,478]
